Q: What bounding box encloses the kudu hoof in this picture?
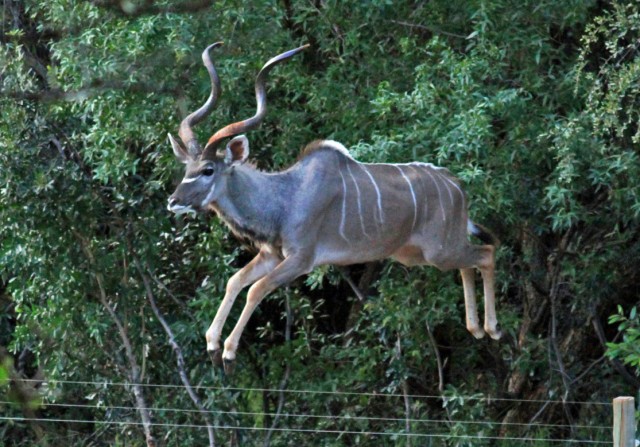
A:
[468,327,486,340]
[486,326,503,341]
[208,349,223,367]
[223,357,236,376]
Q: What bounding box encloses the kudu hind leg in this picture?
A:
[206,250,279,358]
[460,268,485,339]
[478,245,501,340]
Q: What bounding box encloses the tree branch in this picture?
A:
[135,260,216,447]
[263,291,293,447]
[396,333,412,447]
[4,79,180,103]
[592,313,640,388]
[388,20,468,39]
[548,230,575,434]
[337,266,366,302]
[76,235,157,447]
[425,321,445,393]
[145,269,198,324]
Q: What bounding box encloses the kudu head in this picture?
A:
[167,43,309,215]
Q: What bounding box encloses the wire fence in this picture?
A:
[2,378,616,445]
[0,399,612,431]
[0,415,613,444]
[16,377,613,406]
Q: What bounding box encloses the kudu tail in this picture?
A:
[467,220,500,246]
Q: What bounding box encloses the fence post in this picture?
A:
[613,396,636,447]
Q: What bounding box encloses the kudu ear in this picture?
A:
[168,133,190,164]
[224,135,250,166]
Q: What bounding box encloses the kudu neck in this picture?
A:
[213,164,287,245]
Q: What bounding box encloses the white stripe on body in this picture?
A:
[412,164,455,249]
[345,162,371,239]
[395,165,418,230]
[325,146,465,239]
[438,170,455,207]
[406,165,428,224]
[358,164,384,224]
[410,160,465,206]
[424,168,447,222]
[336,155,350,243]
[438,171,466,201]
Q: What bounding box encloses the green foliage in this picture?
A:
[1,0,638,445]
[608,306,640,373]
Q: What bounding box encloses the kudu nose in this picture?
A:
[167,197,178,211]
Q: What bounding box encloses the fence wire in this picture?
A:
[4,377,615,445]
[16,378,613,406]
[0,399,610,431]
[0,415,613,444]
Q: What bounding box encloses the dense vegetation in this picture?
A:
[1,0,639,445]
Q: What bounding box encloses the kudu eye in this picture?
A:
[202,166,215,176]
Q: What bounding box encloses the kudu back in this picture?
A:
[167,43,501,373]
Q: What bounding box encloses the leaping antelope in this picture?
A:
[167,43,501,373]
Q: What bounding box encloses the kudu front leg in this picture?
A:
[206,249,279,364]
[222,254,312,373]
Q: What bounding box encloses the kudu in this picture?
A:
[168,43,501,372]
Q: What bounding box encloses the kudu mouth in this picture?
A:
[167,198,197,216]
